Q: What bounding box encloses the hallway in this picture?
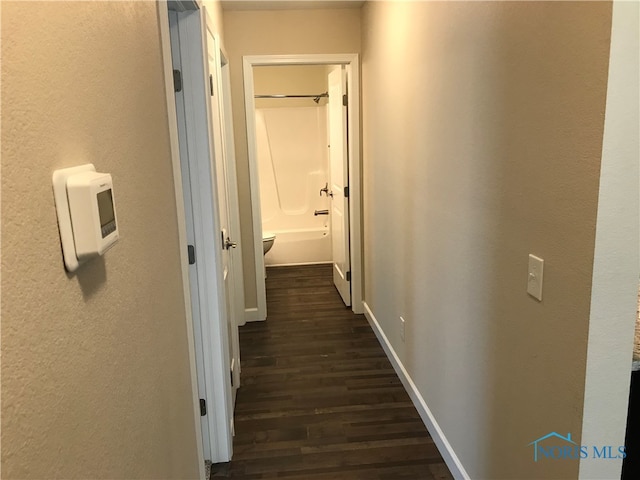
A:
[214,265,452,479]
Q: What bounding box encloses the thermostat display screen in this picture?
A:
[97,189,116,237]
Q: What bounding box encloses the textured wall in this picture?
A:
[1,2,200,478]
[222,8,361,310]
[361,1,611,478]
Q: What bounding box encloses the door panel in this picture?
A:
[171,8,237,461]
[168,10,212,457]
[205,26,241,406]
[328,66,351,306]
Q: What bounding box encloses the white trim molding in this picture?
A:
[244,307,261,323]
[363,302,470,480]
[242,54,363,320]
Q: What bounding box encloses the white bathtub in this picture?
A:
[264,227,331,266]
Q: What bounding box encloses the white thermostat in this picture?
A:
[53,164,119,272]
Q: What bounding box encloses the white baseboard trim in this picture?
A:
[244,307,264,323]
[362,301,470,480]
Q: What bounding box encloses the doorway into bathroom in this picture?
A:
[243,54,362,320]
[255,65,333,267]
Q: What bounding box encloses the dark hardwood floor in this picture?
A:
[212,264,453,479]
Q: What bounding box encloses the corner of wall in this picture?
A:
[579,1,640,478]
[203,0,225,40]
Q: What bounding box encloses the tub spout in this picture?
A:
[314,209,329,216]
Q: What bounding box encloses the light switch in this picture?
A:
[527,254,544,301]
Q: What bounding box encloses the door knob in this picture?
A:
[225,238,237,250]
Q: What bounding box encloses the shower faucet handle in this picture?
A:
[320,183,329,197]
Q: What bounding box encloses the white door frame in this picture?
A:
[157,2,206,477]
[159,2,235,466]
[243,54,363,321]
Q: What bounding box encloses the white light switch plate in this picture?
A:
[527,254,544,301]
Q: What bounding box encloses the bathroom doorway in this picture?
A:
[254,65,333,267]
[243,54,362,320]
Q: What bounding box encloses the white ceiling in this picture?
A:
[221,0,365,11]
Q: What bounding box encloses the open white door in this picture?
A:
[168,10,212,459]
[328,66,351,306]
[221,56,246,332]
[169,5,246,461]
[169,8,235,462]
[204,24,242,406]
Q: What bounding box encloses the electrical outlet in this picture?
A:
[400,316,406,342]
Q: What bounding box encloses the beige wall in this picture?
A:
[223,8,361,309]
[254,65,329,108]
[362,1,611,478]
[204,0,225,41]
[1,2,200,478]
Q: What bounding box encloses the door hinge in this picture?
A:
[344,186,349,198]
[188,245,196,265]
[346,271,351,282]
[209,74,214,97]
[199,398,207,416]
[230,368,234,387]
[173,69,182,93]
[342,94,348,107]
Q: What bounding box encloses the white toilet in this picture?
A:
[262,232,276,255]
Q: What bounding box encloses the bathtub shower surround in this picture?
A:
[256,106,331,266]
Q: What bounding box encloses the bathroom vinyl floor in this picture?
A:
[212,264,452,479]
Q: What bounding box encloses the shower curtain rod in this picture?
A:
[254,92,329,99]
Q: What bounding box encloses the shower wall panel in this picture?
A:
[256,106,331,265]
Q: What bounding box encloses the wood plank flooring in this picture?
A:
[212,264,453,479]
